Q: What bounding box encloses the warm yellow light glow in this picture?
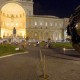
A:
[63,48,66,51]
[21,23,23,26]
[11,23,14,26]
[1,3,25,15]
[16,23,19,26]
[6,23,9,26]
[1,3,26,38]
[3,22,5,26]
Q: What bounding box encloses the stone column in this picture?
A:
[43,32,45,41]
[39,32,42,41]
[61,28,64,40]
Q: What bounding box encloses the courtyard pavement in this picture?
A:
[0,45,80,80]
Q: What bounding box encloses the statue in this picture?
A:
[13,27,16,37]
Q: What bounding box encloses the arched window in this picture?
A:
[45,22,48,26]
[50,23,53,26]
[34,21,37,26]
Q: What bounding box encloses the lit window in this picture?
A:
[6,23,9,26]
[50,23,53,26]
[40,22,42,26]
[59,23,62,27]
[35,22,37,26]
[45,22,48,26]
[35,33,37,36]
[16,23,18,26]
[11,23,14,26]
[55,23,57,26]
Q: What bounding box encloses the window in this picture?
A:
[59,23,62,27]
[40,22,42,26]
[6,23,9,26]
[11,23,14,26]
[35,33,37,36]
[45,22,48,26]
[50,23,53,26]
[16,23,19,26]
[55,23,57,26]
[34,21,37,26]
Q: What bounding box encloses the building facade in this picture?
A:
[0,0,69,41]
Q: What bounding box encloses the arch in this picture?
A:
[1,3,26,15]
[0,3,26,38]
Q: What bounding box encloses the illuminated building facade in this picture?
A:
[0,0,69,41]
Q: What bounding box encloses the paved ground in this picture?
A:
[0,46,39,80]
[0,45,80,80]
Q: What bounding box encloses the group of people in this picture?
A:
[35,40,51,48]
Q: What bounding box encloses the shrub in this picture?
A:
[0,44,24,56]
[49,42,73,49]
[39,41,47,47]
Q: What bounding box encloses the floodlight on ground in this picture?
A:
[63,48,66,54]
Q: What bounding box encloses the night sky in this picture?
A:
[33,0,80,18]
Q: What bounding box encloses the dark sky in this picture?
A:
[33,0,80,18]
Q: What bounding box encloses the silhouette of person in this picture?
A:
[13,27,16,37]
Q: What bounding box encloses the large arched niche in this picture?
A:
[0,3,26,38]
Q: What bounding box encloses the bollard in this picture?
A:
[40,49,44,73]
[39,50,49,80]
[43,55,49,80]
[40,49,43,62]
[43,55,46,79]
